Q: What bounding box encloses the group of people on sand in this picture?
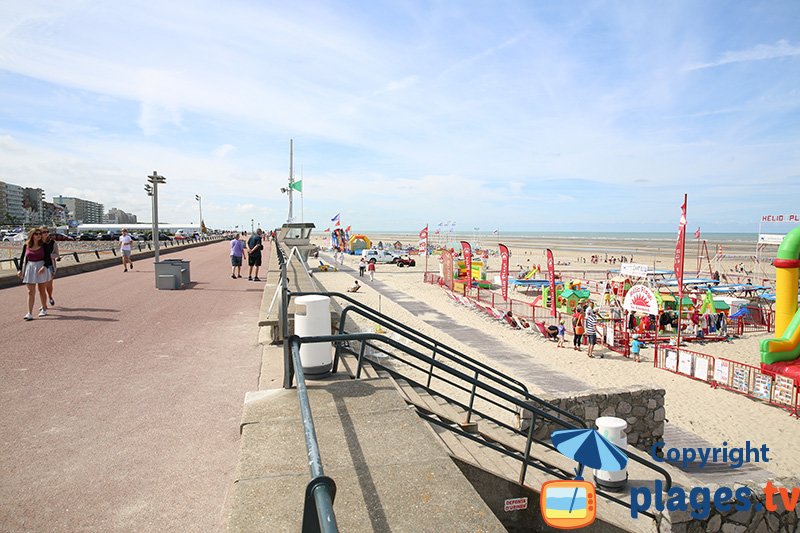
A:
[567,302,603,358]
[16,227,60,321]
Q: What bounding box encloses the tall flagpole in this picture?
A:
[675,194,688,349]
[288,139,294,223]
[301,164,304,223]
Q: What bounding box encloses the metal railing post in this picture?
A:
[426,343,438,388]
[465,370,479,424]
[519,411,537,484]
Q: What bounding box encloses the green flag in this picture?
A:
[290,180,302,192]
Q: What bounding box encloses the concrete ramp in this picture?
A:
[226,373,503,532]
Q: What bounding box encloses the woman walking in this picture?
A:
[41,227,59,306]
[572,306,585,351]
[16,228,53,320]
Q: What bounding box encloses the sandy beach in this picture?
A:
[313,232,797,480]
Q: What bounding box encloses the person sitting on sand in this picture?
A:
[347,280,361,293]
[546,324,559,341]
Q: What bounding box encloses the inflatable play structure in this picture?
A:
[348,234,371,254]
[761,226,800,381]
[452,259,492,291]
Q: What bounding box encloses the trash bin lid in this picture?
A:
[595,416,627,430]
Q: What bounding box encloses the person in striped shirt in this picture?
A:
[585,305,602,359]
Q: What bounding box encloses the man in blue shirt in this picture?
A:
[247,229,263,281]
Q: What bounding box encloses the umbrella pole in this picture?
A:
[568,464,585,514]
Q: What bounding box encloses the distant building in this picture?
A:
[105,207,138,224]
[53,195,104,224]
[1,181,44,225]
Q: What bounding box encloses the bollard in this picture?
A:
[593,417,628,491]
[13,257,20,270]
[111,248,116,256]
[73,252,80,262]
[95,250,100,259]
[295,295,333,377]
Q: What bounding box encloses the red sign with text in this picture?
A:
[499,244,509,301]
[546,248,556,317]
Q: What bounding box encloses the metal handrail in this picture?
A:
[277,238,339,533]
[290,291,531,396]
[288,336,338,533]
[296,331,672,521]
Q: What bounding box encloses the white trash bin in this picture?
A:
[593,416,628,491]
[295,295,333,376]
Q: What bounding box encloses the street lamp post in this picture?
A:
[251,219,254,233]
[195,194,203,233]
[147,171,166,262]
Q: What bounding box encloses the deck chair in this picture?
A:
[346,284,361,293]
[534,321,557,340]
[513,316,531,329]
[486,307,505,320]
[504,313,519,329]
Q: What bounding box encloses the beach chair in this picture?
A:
[513,316,531,330]
[486,307,505,320]
[504,313,519,329]
[534,321,557,341]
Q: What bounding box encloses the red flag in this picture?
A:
[345,225,351,232]
[499,244,509,301]
[323,228,330,232]
[460,241,472,294]
[674,195,688,301]
[546,249,557,317]
[335,219,341,227]
[694,227,701,240]
[418,225,428,255]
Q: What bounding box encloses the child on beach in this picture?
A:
[557,320,566,348]
[630,334,644,363]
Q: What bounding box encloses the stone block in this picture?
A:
[654,407,665,422]
[584,405,599,420]
[648,398,658,409]
[617,401,632,415]
[721,523,746,533]
[706,514,722,532]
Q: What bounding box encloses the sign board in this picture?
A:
[620,263,649,278]
[758,234,785,245]
[761,214,800,223]
[693,357,710,381]
[752,373,772,401]
[665,350,678,372]
[504,497,528,512]
[622,285,658,315]
[678,352,693,376]
[714,359,730,385]
[772,375,796,406]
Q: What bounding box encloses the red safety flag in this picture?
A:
[674,195,688,301]
[460,241,472,293]
[323,228,330,232]
[418,225,428,255]
[345,225,351,232]
[546,249,557,317]
[695,227,701,240]
[499,244,509,301]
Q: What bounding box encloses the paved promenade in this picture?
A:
[0,241,264,532]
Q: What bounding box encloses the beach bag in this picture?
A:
[574,316,584,335]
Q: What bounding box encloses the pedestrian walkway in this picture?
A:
[322,253,588,395]
[0,241,264,532]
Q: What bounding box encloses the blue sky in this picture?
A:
[0,1,799,233]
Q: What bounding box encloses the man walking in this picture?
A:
[120,228,134,272]
[247,228,263,281]
[585,305,601,359]
[230,233,244,279]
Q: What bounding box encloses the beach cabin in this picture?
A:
[559,288,591,313]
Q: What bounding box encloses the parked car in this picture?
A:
[360,249,401,264]
[51,232,75,241]
[78,233,98,241]
[2,232,22,242]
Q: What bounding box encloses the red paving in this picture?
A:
[0,242,267,532]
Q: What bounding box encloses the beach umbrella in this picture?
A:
[551,428,628,475]
[551,428,628,512]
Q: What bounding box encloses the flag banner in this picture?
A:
[290,180,302,192]
[324,228,330,232]
[695,227,700,240]
[441,250,454,289]
[335,219,341,227]
[546,248,557,317]
[419,225,428,255]
[674,195,688,301]
[345,225,351,232]
[331,213,340,222]
[461,241,472,293]
[499,244,509,301]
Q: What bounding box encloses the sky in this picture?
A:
[0,0,799,234]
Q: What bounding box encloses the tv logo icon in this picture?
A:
[540,479,596,529]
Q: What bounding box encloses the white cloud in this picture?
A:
[687,39,800,70]
[213,144,236,158]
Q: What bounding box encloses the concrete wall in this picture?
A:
[519,386,666,452]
